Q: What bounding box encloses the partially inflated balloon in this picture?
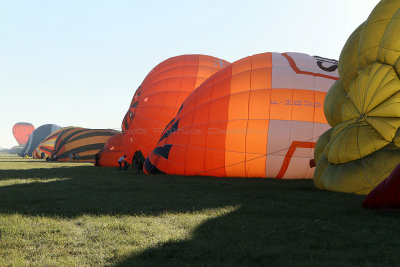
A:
[314,0,400,194]
[52,127,119,162]
[12,122,34,146]
[32,127,71,159]
[362,163,400,209]
[121,54,230,165]
[145,52,338,178]
[98,133,125,167]
[20,124,61,157]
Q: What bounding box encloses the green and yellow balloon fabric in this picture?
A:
[314,0,400,194]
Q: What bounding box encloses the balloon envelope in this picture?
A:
[32,127,72,159]
[98,133,125,167]
[121,54,230,164]
[314,0,400,194]
[52,127,120,162]
[145,52,339,178]
[20,124,61,157]
[362,163,400,210]
[12,122,35,146]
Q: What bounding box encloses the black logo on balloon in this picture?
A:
[314,56,338,72]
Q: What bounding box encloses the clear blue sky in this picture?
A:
[0,0,380,148]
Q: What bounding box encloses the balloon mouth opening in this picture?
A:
[357,113,367,122]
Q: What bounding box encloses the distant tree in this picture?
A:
[8,146,23,154]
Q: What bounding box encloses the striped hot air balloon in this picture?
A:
[145,52,339,179]
[32,127,71,159]
[21,124,61,157]
[52,127,119,162]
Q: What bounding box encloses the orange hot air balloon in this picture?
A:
[12,122,35,146]
[52,127,119,162]
[98,133,125,167]
[145,52,339,179]
[121,54,230,164]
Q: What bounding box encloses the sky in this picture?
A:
[0,0,381,148]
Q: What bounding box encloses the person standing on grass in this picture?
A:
[132,150,145,174]
[94,152,100,166]
[118,155,127,170]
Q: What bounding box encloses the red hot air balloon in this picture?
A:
[12,122,35,146]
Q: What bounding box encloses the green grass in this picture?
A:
[0,153,399,266]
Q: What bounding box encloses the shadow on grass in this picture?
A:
[2,161,400,266]
[113,184,400,266]
[0,164,277,217]
[0,161,45,163]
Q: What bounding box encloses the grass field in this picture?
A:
[0,153,399,266]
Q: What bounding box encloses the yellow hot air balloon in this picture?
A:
[314,0,400,194]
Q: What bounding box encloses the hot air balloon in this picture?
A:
[314,0,400,194]
[32,127,71,159]
[20,124,61,157]
[120,54,230,166]
[51,127,119,162]
[362,163,400,210]
[98,133,125,167]
[145,52,339,178]
[12,122,35,146]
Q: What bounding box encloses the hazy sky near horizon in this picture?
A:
[0,0,380,148]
